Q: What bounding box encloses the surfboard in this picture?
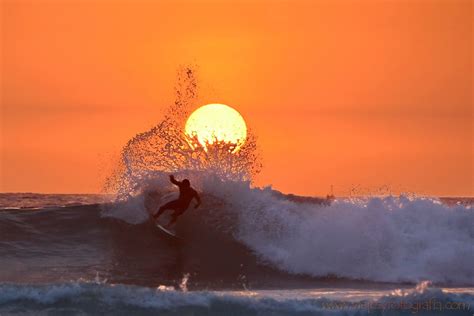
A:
[153,215,183,240]
[146,192,182,240]
[155,222,178,238]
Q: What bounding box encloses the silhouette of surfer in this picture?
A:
[153,175,201,228]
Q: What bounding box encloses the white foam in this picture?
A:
[202,178,474,285]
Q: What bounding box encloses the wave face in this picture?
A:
[0,281,473,316]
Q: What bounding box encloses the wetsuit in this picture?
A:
[154,177,200,225]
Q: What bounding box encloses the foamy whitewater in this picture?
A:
[1,68,472,315]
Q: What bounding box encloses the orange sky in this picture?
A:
[1,0,472,196]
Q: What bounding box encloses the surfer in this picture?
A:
[153,175,201,228]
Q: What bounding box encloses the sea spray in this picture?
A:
[104,66,262,201]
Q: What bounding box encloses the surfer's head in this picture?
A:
[182,179,190,187]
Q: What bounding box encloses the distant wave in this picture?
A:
[0,193,110,209]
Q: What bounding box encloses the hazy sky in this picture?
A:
[1,0,472,196]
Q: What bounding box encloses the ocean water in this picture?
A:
[2,68,473,315]
[0,189,473,315]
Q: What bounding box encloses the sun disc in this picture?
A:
[185,103,247,152]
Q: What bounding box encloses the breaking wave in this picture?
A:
[102,172,474,285]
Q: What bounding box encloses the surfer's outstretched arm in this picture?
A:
[169,175,181,186]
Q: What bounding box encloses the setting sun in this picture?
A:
[185,104,247,152]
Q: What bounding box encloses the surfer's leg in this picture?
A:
[154,200,179,219]
[164,209,184,228]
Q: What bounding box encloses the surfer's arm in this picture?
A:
[169,175,181,186]
[194,192,201,209]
